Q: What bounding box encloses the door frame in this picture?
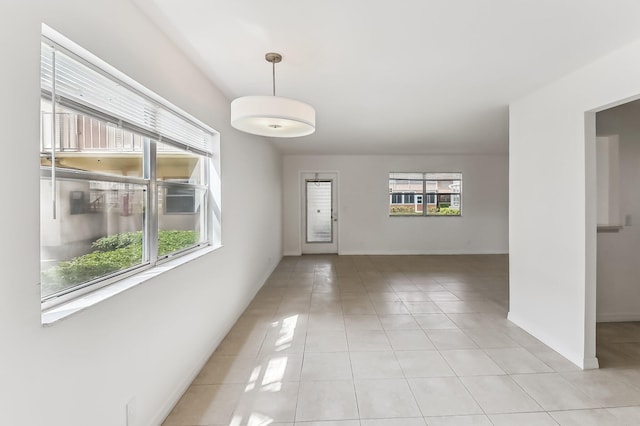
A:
[299,171,339,254]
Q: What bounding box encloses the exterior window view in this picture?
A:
[389,172,462,216]
[40,39,215,303]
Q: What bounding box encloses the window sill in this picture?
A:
[41,245,222,326]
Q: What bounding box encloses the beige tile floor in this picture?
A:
[163,255,640,426]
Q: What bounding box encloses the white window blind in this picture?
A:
[41,41,215,156]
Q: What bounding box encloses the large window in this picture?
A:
[40,32,219,306]
[389,172,462,216]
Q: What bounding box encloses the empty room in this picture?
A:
[3,1,640,425]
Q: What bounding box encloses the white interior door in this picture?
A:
[301,172,338,254]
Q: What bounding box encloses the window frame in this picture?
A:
[40,26,220,311]
[389,172,463,217]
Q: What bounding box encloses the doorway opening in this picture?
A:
[301,172,338,254]
[594,99,640,368]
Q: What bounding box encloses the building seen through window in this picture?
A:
[389,172,462,216]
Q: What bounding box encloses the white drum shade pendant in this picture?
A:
[231,53,315,138]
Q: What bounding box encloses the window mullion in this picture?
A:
[422,176,426,216]
[204,159,210,243]
[146,138,158,264]
[50,47,57,220]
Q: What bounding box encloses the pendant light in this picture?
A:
[231,52,316,138]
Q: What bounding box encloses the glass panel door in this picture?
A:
[306,180,333,243]
[301,172,338,254]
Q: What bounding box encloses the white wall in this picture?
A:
[0,2,282,425]
[596,101,640,322]
[283,155,508,255]
[509,38,640,369]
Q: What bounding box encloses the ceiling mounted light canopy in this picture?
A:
[231,52,315,138]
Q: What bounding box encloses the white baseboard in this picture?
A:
[149,255,282,425]
[259,256,284,288]
[597,313,640,322]
[337,249,509,255]
[150,336,222,425]
[507,311,586,369]
[583,356,600,370]
[284,249,508,256]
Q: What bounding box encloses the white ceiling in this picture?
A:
[135,0,640,155]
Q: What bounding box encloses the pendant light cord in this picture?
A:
[265,52,282,97]
[272,60,276,96]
